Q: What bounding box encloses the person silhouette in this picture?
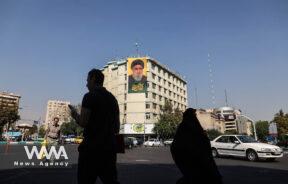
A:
[70,69,120,184]
[171,108,222,184]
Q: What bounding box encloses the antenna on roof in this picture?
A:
[208,53,216,106]
[135,42,140,57]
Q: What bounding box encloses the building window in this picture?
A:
[152,83,156,89]
[146,113,151,120]
[146,103,150,109]
[163,80,166,85]
[153,103,157,109]
[152,73,156,80]
[159,96,162,101]
[158,76,161,83]
[158,67,161,73]
[124,94,127,100]
[152,93,156,99]
[168,82,171,87]
[169,91,171,96]
[152,63,155,70]
[164,89,167,94]
[159,86,161,92]
[124,74,127,81]
[145,92,148,98]
[153,113,157,118]
[124,104,127,111]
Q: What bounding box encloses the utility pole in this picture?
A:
[225,89,228,107]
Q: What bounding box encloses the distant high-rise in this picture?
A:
[45,100,71,126]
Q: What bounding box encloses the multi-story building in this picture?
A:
[197,109,225,133]
[101,56,188,136]
[0,92,21,131]
[45,100,71,126]
[0,92,21,114]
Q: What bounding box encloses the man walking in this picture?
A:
[44,117,61,161]
[70,69,120,184]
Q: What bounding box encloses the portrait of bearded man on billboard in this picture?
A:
[128,59,147,93]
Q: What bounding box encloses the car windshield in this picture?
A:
[237,136,258,143]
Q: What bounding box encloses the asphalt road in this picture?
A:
[0,144,288,184]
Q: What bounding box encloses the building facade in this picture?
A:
[45,100,71,126]
[0,92,21,131]
[101,56,188,135]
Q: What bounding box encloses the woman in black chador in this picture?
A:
[171,108,222,184]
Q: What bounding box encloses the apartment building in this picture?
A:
[101,56,188,135]
[45,100,71,126]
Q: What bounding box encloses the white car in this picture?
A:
[211,135,283,161]
[164,139,173,146]
[144,139,161,147]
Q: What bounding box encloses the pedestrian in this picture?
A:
[69,69,120,184]
[171,108,222,184]
[44,117,61,161]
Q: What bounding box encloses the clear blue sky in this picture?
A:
[0,0,287,122]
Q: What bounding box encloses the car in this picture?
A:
[164,139,173,146]
[211,135,283,161]
[143,139,161,147]
[124,137,134,149]
[127,137,138,147]
[65,135,76,144]
[74,136,83,144]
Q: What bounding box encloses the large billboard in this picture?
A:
[127,58,147,93]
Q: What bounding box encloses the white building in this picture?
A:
[101,56,188,136]
[45,100,71,126]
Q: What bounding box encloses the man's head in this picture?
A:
[131,59,144,81]
[87,69,104,91]
[53,117,59,125]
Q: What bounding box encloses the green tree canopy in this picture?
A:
[153,100,183,139]
[206,129,222,140]
[273,109,288,136]
[61,120,83,136]
[255,120,269,141]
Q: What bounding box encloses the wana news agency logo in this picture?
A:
[13,145,69,167]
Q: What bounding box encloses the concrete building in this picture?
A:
[45,100,71,126]
[0,92,21,113]
[101,56,188,136]
[0,92,21,131]
[197,109,225,133]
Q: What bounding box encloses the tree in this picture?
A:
[206,129,222,140]
[0,110,20,135]
[153,100,183,139]
[38,125,46,138]
[273,109,288,137]
[255,121,269,141]
[224,129,238,135]
[61,120,83,136]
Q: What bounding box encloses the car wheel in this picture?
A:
[212,148,218,158]
[246,150,258,161]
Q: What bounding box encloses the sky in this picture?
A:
[0,0,287,122]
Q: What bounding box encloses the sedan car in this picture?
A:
[143,139,161,147]
[211,135,283,161]
[163,139,173,146]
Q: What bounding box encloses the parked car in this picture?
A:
[144,139,161,147]
[164,139,173,146]
[127,137,138,147]
[65,135,76,144]
[211,135,283,161]
[75,136,83,144]
[124,137,134,149]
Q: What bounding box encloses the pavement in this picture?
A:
[1,144,288,184]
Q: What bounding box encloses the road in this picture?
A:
[0,144,288,184]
